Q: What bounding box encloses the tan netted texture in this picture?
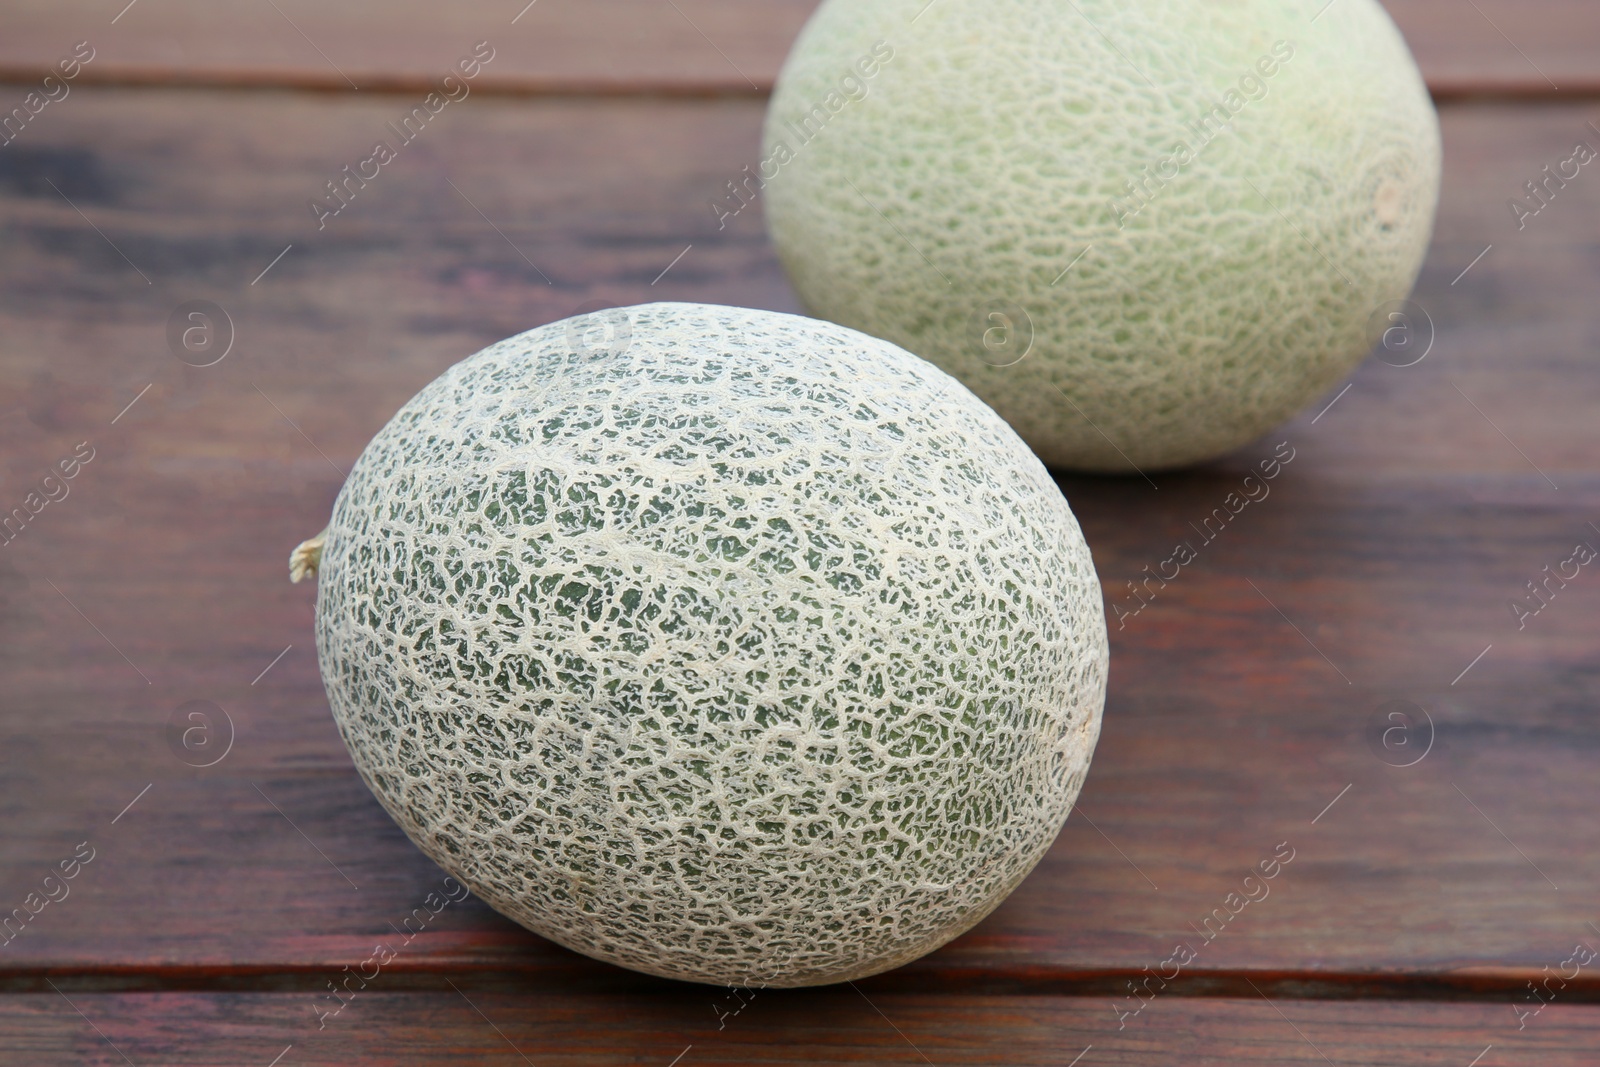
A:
[763,0,1440,471]
[314,302,1107,986]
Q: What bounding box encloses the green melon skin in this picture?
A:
[761,0,1441,472]
[311,303,1107,987]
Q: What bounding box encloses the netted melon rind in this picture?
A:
[314,302,1107,986]
[762,0,1441,471]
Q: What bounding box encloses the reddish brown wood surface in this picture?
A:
[6,991,1600,1065]
[1386,0,1600,99]
[4,86,1600,989]
[0,0,814,95]
[1,10,1599,1063]
[0,1,1596,96]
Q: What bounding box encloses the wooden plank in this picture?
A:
[0,1,1595,97]
[0,0,816,95]
[1385,0,1600,99]
[2,88,1599,998]
[4,991,1598,1064]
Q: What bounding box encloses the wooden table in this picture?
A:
[2,2,1598,1062]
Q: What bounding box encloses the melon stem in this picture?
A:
[290,527,328,584]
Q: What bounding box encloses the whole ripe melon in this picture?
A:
[295,303,1108,986]
[761,0,1441,471]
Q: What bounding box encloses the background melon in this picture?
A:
[304,303,1108,986]
[761,0,1441,471]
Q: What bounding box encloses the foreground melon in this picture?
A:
[295,303,1108,986]
[761,0,1441,471]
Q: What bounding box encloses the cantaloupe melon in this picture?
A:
[762,0,1441,471]
[295,303,1108,986]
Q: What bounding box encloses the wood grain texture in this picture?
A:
[6,990,1600,1064]
[0,1,1594,97]
[0,0,814,95]
[2,85,1599,1010]
[1385,0,1600,99]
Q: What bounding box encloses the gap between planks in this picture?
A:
[7,965,1600,1003]
[0,66,769,98]
[1,66,1599,102]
